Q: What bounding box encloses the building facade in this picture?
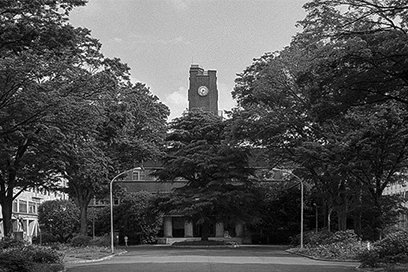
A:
[0,183,68,242]
[188,64,218,115]
[120,166,249,244]
[383,181,408,229]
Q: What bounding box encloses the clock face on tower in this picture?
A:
[197,86,209,96]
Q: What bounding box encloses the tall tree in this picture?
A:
[296,0,408,108]
[231,0,408,239]
[0,0,99,236]
[54,58,169,235]
[155,110,260,241]
[0,0,170,237]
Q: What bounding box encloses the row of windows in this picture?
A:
[398,214,408,229]
[130,170,156,181]
[396,190,408,200]
[12,200,39,215]
[92,199,120,206]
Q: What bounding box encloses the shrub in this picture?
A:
[32,232,58,245]
[172,240,238,246]
[0,244,63,272]
[95,192,161,244]
[290,230,334,246]
[298,230,365,260]
[89,235,110,247]
[38,200,79,243]
[359,230,408,267]
[32,263,65,272]
[358,248,381,268]
[0,252,33,272]
[304,231,333,246]
[2,245,63,264]
[323,230,360,245]
[29,246,63,264]
[304,240,365,260]
[0,236,27,249]
[70,235,92,247]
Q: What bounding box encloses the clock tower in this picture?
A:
[188,64,218,114]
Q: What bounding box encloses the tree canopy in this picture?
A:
[38,200,79,243]
[230,0,408,239]
[0,0,95,237]
[155,110,261,240]
[0,0,169,237]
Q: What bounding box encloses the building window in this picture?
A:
[12,201,18,212]
[132,171,140,181]
[29,202,36,214]
[19,200,27,213]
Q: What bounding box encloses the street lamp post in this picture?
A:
[272,168,304,250]
[110,168,138,254]
[314,203,318,233]
[92,197,96,239]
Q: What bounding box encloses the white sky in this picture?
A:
[69,0,307,121]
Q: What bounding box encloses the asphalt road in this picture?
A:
[66,245,360,272]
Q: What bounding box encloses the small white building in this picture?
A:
[383,181,408,229]
[0,181,68,242]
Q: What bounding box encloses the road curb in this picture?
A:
[285,248,358,263]
[65,250,128,264]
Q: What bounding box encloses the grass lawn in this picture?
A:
[60,246,125,262]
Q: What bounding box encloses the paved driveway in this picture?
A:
[66,245,359,272]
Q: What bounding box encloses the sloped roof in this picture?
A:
[120,181,185,194]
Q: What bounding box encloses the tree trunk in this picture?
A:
[201,220,209,241]
[328,208,333,232]
[337,209,347,230]
[354,187,363,236]
[322,203,328,229]
[0,199,13,236]
[373,200,383,240]
[79,201,88,236]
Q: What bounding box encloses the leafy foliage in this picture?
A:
[0,236,27,249]
[298,230,365,260]
[231,0,408,239]
[0,239,63,272]
[0,0,101,236]
[0,0,169,238]
[95,191,161,244]
[32,232,58,245]
[155,110,261,240]
[252,182,304,244]
[0,252,33,272]
[89,235,110,247]
[38,200,80,243]
[359,230,408,267]
[70,235,92,247]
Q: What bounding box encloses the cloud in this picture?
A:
[167,0,190,11]
[129,75,143,84]
[165,86,188,120]
[217,82,236,112]
[158,36,192,45]
[166,86,188,105]
[130,34,191,46]
[166,0,215,11]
